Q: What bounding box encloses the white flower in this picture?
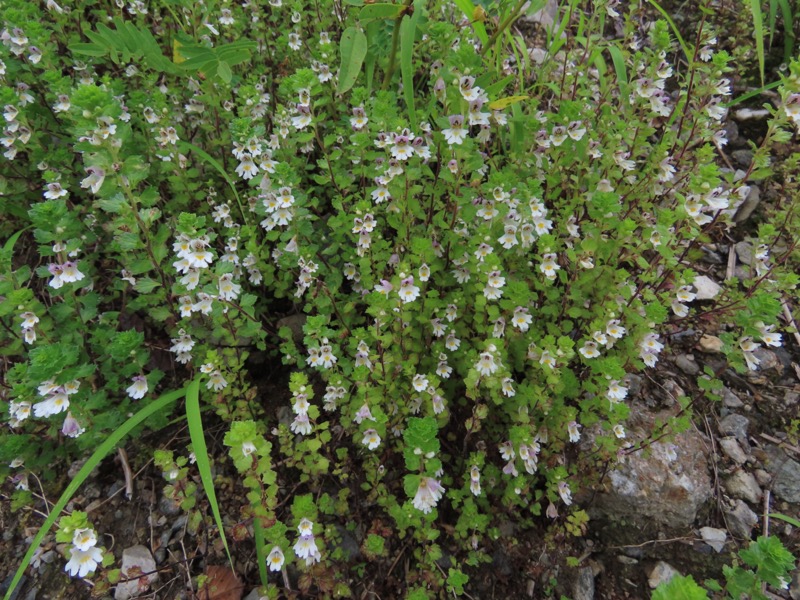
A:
[412,477,445,514]
[267,546,285,572]
[475,351,498,376]
[72,528,98,552]
[412,374,429,392]
[398,276,420,303]
[217,273,241,301]
[512,307,532,331]
[65,546,103,578]
[442,115,467,145]
[126,376,148,400]
[607,380,628,401]
[557,481,572,505]
[613,424,626,438]
[579,341,600,359]
[567,421,581,443]
[241,441,256,457]
[540,253,560,279]
[362,429,381,450]
[33,392,69,417]
[79,167,105,194]
[291,412,312,435]
[207,370,228,391]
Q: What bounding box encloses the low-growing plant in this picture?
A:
[1,0,798,597]
[652,535,797,600]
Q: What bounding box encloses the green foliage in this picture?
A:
[2,0,799,596]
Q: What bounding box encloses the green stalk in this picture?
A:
[381,0,413,90]
[481,0,528,56]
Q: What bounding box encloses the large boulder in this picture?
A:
[585,405,712,530]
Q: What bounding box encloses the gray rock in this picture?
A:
[276,314,306,343]
[693,275,722,300]
[719,437,748,465]
[115,545,158,600]
[721,387,744,408]
[764,446,800,503]
[751,348,782,373]
[699,526,727,552]
[675,354,700,375]
[617,555,639,565]
[588,406,712,529]
[725,499,758,539]
[734,185,761,223]
[725,470,762,504]
[754,469,772,487]
[735,241,754,266]
[573,566,595,600]
[719,414,749,443]
[243,590,267,600]
[731,149,754,168]
[159,496,181,517]
[648,561,681,589]
[724,121,740,146]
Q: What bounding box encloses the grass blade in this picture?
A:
[185,377,233,566]
[1,227,29,272]
[399,0,421,131]
[749,0,765,85]
[253,517,268,589]
[607,44,629,100]
[178,141,245,222]
[2,385,187,600]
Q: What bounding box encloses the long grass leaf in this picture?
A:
[1,227,29,272]
[399,0,421,131]
[253,517,268,589]
[451,0,489,47]
[750,0,765,85]
[607,44,629,99]
[337,27,368,94]
[178,141,245,222]
[2,386,186,600]
[185,377,233,566]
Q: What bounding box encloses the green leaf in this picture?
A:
[217,61,233,84]
[337,27,368,94]
[359,3,404,21]
[399,0,422,131]
[451,0,488,47]
[606,44,628,98]
[2,385,185,600]
[749,0,765,85]
[651,574,708,600]
[185,378,233,566]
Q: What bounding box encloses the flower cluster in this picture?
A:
[292,518,321,565]
[65,526,103,578]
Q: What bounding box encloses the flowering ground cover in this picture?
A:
[0,0,798,598]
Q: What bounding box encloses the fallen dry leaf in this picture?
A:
[195,565,243,600]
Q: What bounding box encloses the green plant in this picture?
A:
[1,0,798,597]
[653,536,796,600]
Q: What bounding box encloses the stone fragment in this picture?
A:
[719,437,748,465]
[735,241,753,265]
[725,470,762,504]
[572,566,595,600]
[699,526,727,552]
[648,561,681,589]
[719,414,749,443]
[734,185,761,223]
[721,387,744,408]
[115,545,158,600]
[764,446,800,503]
[675,354,700,375]
[693,275,721,300]
[698,334,724,353]
[725,499,758,539]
